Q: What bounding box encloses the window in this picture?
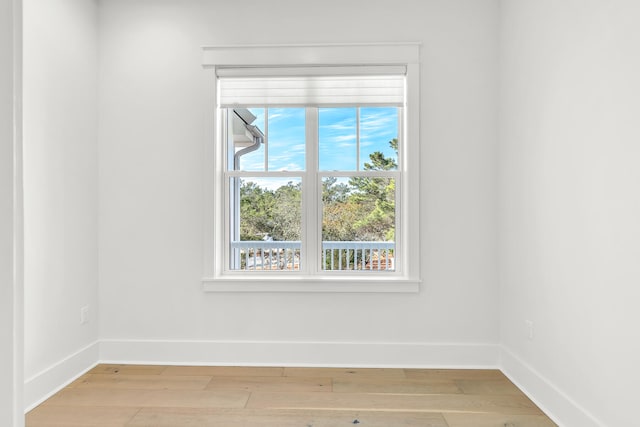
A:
[202,44,421,292]
[227,106,399,273]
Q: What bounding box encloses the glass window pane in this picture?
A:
[229,177,302,271]
[321,176,395,271]
[359,107,398,171]
[228,108,266,171]
[319,108,357,171]
[267,108,306,171]
[236,108,266,171]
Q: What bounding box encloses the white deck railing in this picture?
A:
[321,241,394,271]
[231,240,301,271]
[230,240,394,271]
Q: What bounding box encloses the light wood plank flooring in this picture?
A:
[27,365,557,426]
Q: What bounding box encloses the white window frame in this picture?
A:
[202,43,421,293]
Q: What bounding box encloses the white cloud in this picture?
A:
[333,134,357,143]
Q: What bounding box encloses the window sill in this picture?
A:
[201,276,421,293]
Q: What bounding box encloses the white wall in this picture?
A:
[23,0,100,409]
[499,1,640,425]
[0,0,23,424]
[98,0,500,365]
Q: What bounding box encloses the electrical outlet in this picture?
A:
[80,306,90,325]
[525,320,534,340]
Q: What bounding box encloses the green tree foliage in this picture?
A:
[239,180,301,241]
[322,197,362,241]
[239,138,398,244]
[348,138,397,241]
[322,176,350,204]
[239,181,275,241]
[272,181,302,241]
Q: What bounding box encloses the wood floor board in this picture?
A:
[73,373,213,390]
[404,369,506,381]
[206,375,332,392]
[88,364,167,375]
[161,365,284,377]
[284,367,407,379]
[444,412,558,427]
[126,407,450,427]
[332,377,461,394]
[455,378,524,396]
[26,405,141,426]
[43,388,250,409]
[247,391,544,415]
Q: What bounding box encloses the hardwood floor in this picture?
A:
[26,365,558,426]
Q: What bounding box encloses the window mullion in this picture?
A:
[264,107,269,171]
[304,107,319,275]
[356,107,360,171]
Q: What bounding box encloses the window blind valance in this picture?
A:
[217,66,406,108]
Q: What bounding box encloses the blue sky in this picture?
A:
[240,107,398,173]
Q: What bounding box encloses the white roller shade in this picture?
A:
[217,66,406,108]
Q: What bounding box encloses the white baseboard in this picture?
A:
[24,340,99,412]
[500,346,604,427]
[100,339,500,369]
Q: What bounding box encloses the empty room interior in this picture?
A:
[2,0,639,426]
